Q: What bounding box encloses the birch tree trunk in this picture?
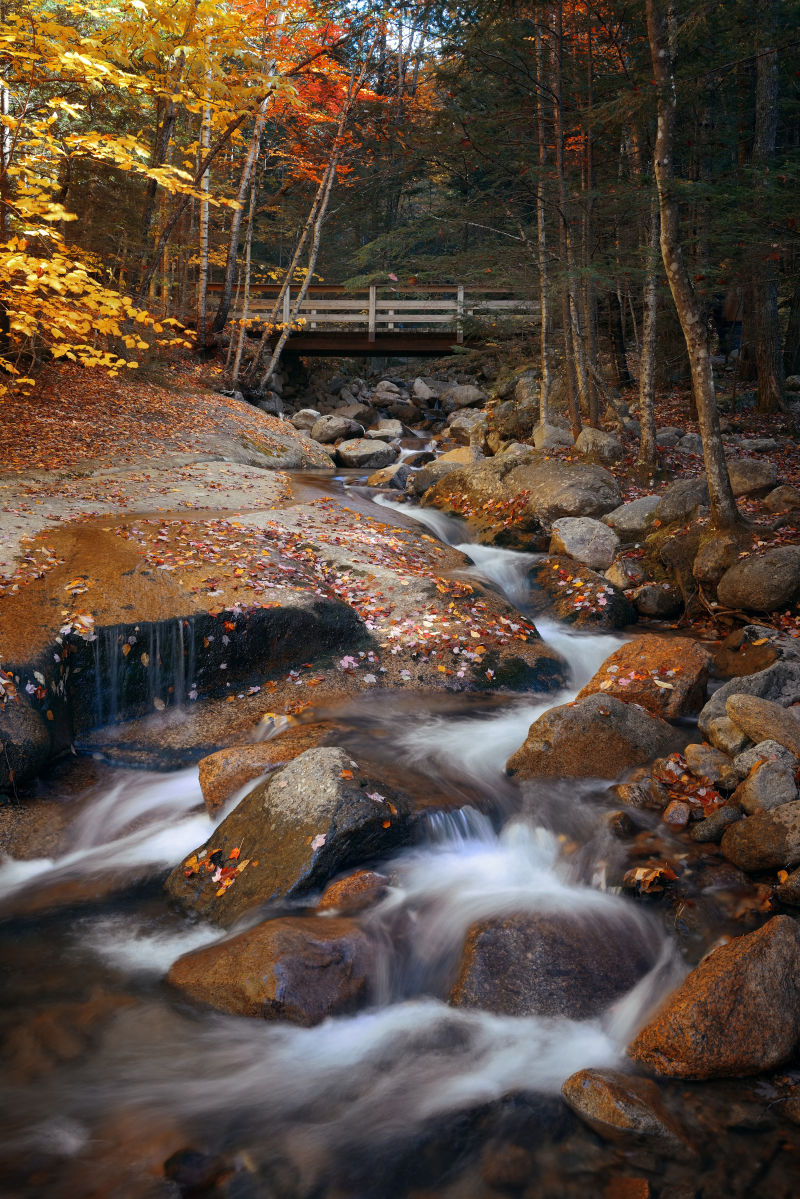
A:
[646,0,739,529]
[231,179,256,387]
[196,68,211,351]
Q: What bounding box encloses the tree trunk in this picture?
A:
[535,22,550,426]
[552,0,580,434]
[751,0,785,412]
[231,179,257,387]
[638,196,660,467]
[783,275,800,377]
[196,76,211,351]
[646,0,738,530]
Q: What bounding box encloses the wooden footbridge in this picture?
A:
[209,282,537,355]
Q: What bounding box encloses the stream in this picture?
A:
[0,469,740,1198]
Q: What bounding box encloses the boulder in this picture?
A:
[450,910,655,1019]
[775,867,800,905]
[628,917,800,1078]
[689,804,744,843]
[165,747,411,926]
[734,739,799,780]
[683,743,739,790]
[720,801,800,871]
[336,439,398,469]
[786,375,800,392]
[698,651,800,739]
[604,557,647,591]
[655,427,683,447]
[290,408,320,431]
[311,414,364,444]
[727,458,779,497]
[337,402,374,425]
[167,915,376,1025]
[197,723,337,814]
[725,693,800,758]
[574,427,623,465]
[533,422,574,451]
[655,479,709,524]
[367,462,411,490]
[692,530,755,589]
[314,869,389,914]
[603,496,660,541]
[738,437,779,453]
[561,1069,689,1151]
[441,383,487,412]
[365,418,404,440]
[506,693,674,780]
[0,699,51,791]
[372,380,402,399]
[676,433,703,455]
[631,583,683,619]
[535,557,635,629]
[384,397,421,423]
[705,716,751,756]
[763,485,800,513]
[714,624,781,678]
[486,399,538,449]
[731,760,798,814]
[550,517,620,571]
[576,636,710,720]
[437,445,479,466]
[447,409,488,446]
[716,546,800,612]
[412,378,438,402]
[410,458,464,497]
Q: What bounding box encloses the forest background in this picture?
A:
[1,0,799,493]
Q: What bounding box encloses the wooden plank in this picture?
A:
[368,285,376,342]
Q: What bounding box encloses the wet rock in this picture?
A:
[533,422,574,450]
[721,801,800,871]
[167,915,377,1025]
[763,485,800,512]
[410,458,463,496]
[631,582,683,619]
[441,383,487,412]
[424,453,621,543]
[314,868,389,914]
[366,462,411,490]
[731,759,798,815]
[734,739,799,780]
[450,910,655,1019]
[717,546,800,612]
[684,743,739,790]
[535,557,635,629]
[577,635,710,719]
[290,408,320,431]
[725,694,800,758]
[727,458,779,497]
[574,426,623,464]
[611,774,670,811]
[438,445,479,466]
[0,699,51,791]
[384,395,421,423]
[628,916,800,1078]
[705,715,751,756]
[689,803,743,843]
[693,530,755,589]
[550,517,620,571]
[604,557,647,591]
[336,438,397,469]
[197,722,338,814]
[165,747,412,926]
[561,1068,689,1150]
[602,495,660,541]
[311,414,364,444]
[506,693,674,780]
[655,479,709,524]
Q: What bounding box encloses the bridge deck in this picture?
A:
[212,282,536,355]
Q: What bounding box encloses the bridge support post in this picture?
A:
[368,285,376,342]
[457,284,465,344]
[283,286,291,326]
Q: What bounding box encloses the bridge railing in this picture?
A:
[225,284,537,343]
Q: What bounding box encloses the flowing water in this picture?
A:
[0,475,691,1198]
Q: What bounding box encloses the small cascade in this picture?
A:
[81,616,199,728]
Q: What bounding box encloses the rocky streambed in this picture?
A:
[2,379,800,1199]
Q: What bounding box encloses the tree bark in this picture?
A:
[751,0,785,413]
[196,72,211,351]
[646,0,738,530]
[783,275,800,377]
[535,22,550,426]
[638,195,660,467]
[552,0,581,434]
